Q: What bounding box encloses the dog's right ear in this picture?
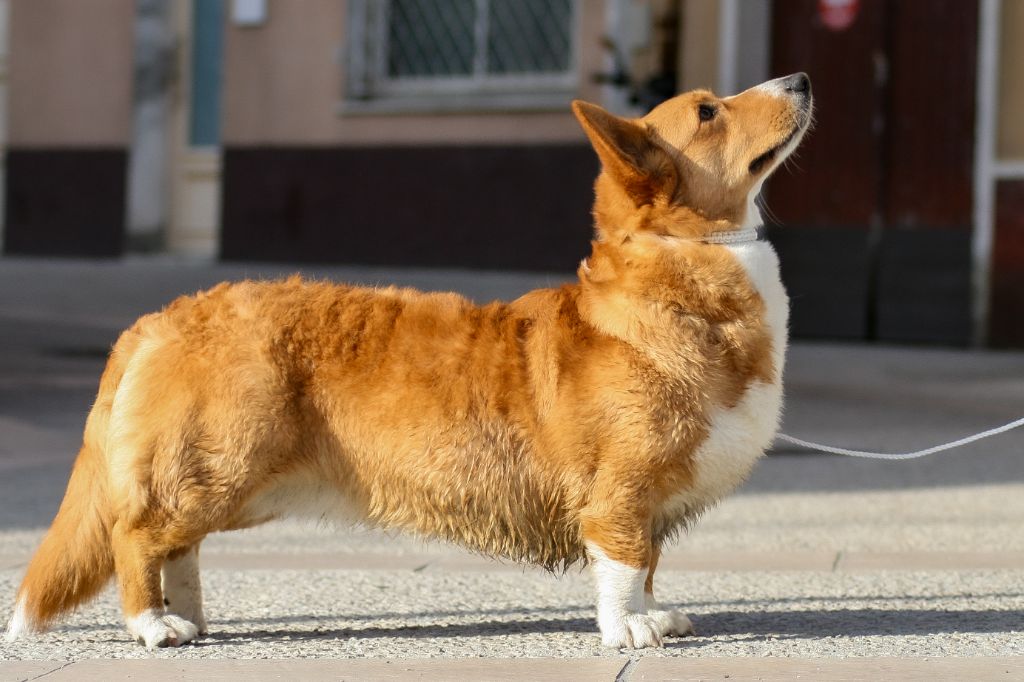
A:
[572,100,676,204]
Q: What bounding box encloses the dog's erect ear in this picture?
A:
[572,100,676,203]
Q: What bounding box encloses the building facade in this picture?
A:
[1,0,1023,347]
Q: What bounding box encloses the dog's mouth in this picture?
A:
[747,147,781,176]
[748,105,813,176]
[748,126,800,175]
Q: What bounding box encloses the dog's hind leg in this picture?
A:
[643,544,695,638]
[161,543,208,636]
[112,523,199,648]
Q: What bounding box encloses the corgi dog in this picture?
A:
[5,73,812,650]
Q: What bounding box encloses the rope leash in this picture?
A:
[775,416,1024,460]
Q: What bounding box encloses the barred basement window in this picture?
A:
[345,0,579,112]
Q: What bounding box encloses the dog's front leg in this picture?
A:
[582,500,663,648]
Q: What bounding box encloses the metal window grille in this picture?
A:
[348,0,578,105]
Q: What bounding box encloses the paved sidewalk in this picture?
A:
[1,257,1022,679]
[4,657,1024,682]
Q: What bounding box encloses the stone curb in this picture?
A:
[3,657,1023,682]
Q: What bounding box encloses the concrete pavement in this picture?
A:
[0,256,1022,679]
[3,657,1024,681]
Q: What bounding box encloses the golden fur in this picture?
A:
[10,76,812,645]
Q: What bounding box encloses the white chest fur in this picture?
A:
[662,240,789,518]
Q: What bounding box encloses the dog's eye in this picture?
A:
[698,104,716,122]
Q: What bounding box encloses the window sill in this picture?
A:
[338,91,577,116]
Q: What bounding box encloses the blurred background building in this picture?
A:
[0,0,1021,347]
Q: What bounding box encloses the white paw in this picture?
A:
[643,593,695,637]
[126,609,200,649]
[180,612,208,637]
[647,607,695,637]
[164,599,209,636]
[600,613,664,649]
[161,548,208,635]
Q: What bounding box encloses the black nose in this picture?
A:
[783,72,811,95]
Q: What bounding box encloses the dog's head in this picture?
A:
[573,73,813,241]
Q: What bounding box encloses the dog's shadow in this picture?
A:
[198,604,1024,648]
[50,592,1024,648]
[689,607,1024,641]
[203,615,598,647]
[205,604,595,646]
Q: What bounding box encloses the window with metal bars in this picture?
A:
[346,0,579,111]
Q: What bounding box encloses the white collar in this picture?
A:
[699,226,762,244]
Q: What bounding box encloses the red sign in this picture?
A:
[818,0,860,31]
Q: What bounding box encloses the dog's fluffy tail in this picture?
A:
[5,439,115,641]
[4,335,134,642]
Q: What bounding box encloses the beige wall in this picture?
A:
[8,0,134,147]
[222,0,606,146]
[997,0,1024,159]
[679,0,720,92]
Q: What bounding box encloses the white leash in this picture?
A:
[775,416,1024,460]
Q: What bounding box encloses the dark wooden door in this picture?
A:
[767,0,977,344]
